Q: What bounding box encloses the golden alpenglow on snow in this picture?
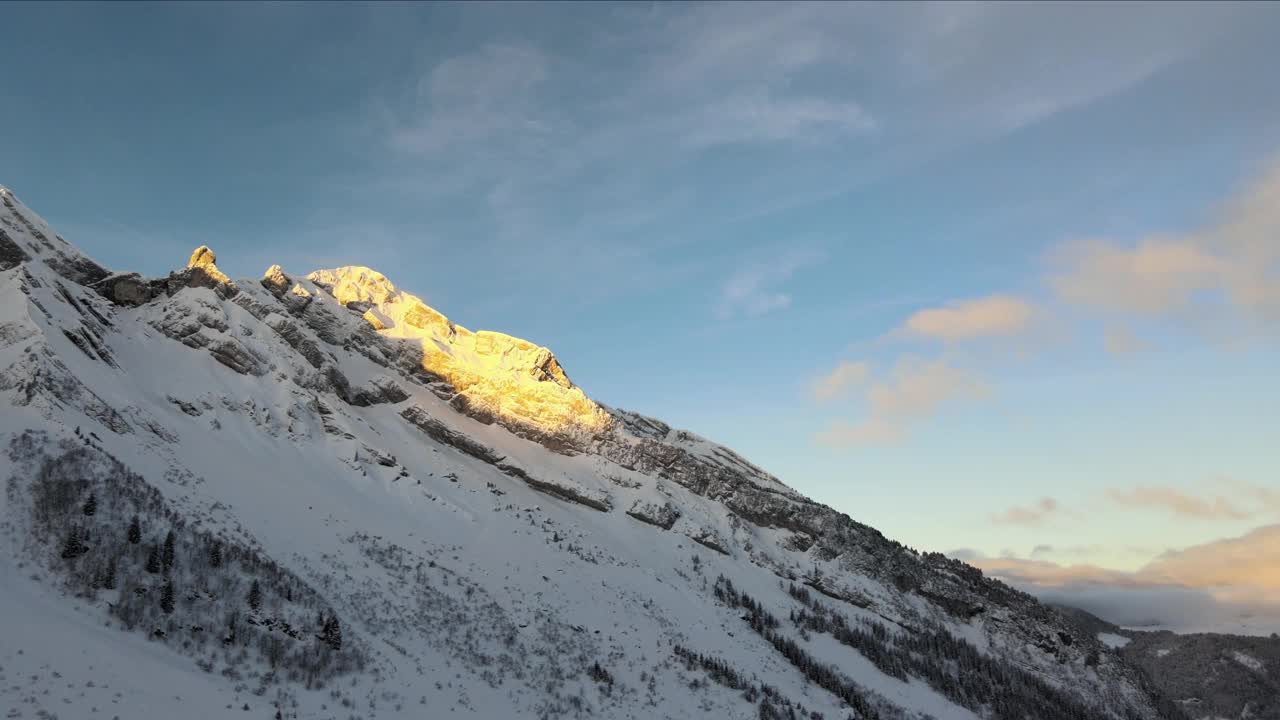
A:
[307,266,612,442]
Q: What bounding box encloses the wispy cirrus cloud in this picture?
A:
[390,43,555,156]
[1107,480,1280,521]
[1107,485,1253,521]
[716,250,819,320]
[684,91,875,148]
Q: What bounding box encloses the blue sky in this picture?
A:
[3,2,1278,579]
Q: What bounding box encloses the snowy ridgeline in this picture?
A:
[0,185,1189,720]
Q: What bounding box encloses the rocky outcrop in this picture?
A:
[93,272,157,306]
[261,264,291,296]
[688,527,729,555]
[306,265,613,452]
[401,298,456,338]
[399,405,504,465]
[307,266,399,306]
[168,245,236,297]
[359,444,398,467]
[1,190,109,285]
[261,265,313,314]
[0,228,30,271]
[626,499,681,529]
[495,461,611,512]
[208,339,263,375]
[347,377,409,407]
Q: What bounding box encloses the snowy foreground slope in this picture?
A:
[0,186,1184,720]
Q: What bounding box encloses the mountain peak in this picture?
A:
[0,186,1190,720]
[187,245,217,269]
[305,264,612,444]
[185,244,230,282]
[307,266,400,307]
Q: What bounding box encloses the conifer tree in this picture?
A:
[248,579,262,611]
[61,526,85,559]
[82,492,97,516]
[127,515,142,544]
[103,558,117,590]
[321,615,343,651]
[160,580,175,614]
[145,544,161,574]
[209,541,222,568]
[162,530,176,572]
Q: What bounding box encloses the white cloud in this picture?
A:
[898,294,1034,342]
[392,44,554,155]
[815,418,904,448]
[717,250,817,319]
[1107,485,1254,521]
[817,356,987,447]
[1102,324,1146,354]
[1141,525,1280,606]
[865,356,988,420]
[991,497,1060,526]
[1107,480,1280,521]
[811,360,870,403]
[904,2,1250,133]
[1050,159,1280,338]
[965,525,1280,634]
[686,91,875,147]
[1051,238,1227,316]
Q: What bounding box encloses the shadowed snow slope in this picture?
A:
[0,184,1186,719]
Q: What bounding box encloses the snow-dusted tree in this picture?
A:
[321,615,343,651]
[160,580,175,614]
[162,530,176,573]
[60,525,86,559]
[127,514,142,544]
[81,492,97,516]
[248,579,262,611]
[209,540,223,568]
[145,544,161,574]
[102,558,117,590]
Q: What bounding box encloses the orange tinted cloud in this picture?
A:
[900,295,1035,341]
[991,497,1060,526]
[1108,485,1254,520]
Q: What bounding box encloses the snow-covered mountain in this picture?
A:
[0,185,1185,720]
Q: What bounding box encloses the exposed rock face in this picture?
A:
[261,264,291,295]
[0,228,30,271]
[626,499,681,530]
[1,189,108,285]
[93,272,155,306]
[362,309,389,330]
[307,266,613,448]
[688,527,730,555]
[347,377,409,407]
[308,266,399,306]
[170,245,235,296]
[260,265,312,313]
[401,298,455,338]
[188,245,217,269]
[399,405,505,465]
